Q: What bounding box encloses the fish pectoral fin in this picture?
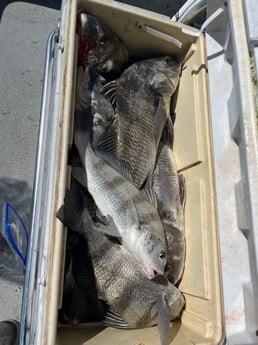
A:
[56,184,86,233]
[151,295,171,345]
[119,159,134,181]
[102,80,118,110]
[93,213,121,238]
[158,166,177,213]
[154,97,169,147]
[178,174,186,209]
[141,175,158,209]
[95,120,118,156]
[96,148,134,183]
[162,117,174,149]
[103,307,132,329]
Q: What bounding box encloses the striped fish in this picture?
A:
[85,143,167,279]
[100,56,181,189]
[57,182,185,345]
[151,119,186,284]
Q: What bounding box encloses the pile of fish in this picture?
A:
[57,13,186,345]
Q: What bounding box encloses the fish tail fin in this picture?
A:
[151,295,171,345]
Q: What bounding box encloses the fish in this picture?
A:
[101,56,181,189]
[74,65,117,165]
[77,13,129,78]
[57,181,185,345]
[74,66,167,280]
[85,142,167,279]
[59,228,106,324]
[71,231,107,321]
[147,119,186,284]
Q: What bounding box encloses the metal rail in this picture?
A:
[20,27,59,345]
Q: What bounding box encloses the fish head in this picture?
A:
[148,56,181,96]
[91,93,115,145]
[77,13,128,76]
[136,231,167,280]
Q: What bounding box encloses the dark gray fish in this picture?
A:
[74,65,117,165]
[85,143,167,279]
[57,182,185,345]
[77,13,129,78]
[59,228,106,324]
[150,119,186,284]
[73,65,166,278]
[101,56,181,189]
[71,231,106,321]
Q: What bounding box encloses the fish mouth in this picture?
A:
[143,265,163,280]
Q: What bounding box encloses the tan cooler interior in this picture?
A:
[43,0,225,344]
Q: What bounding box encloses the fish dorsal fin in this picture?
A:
[104,306,131,329]
[178,174,186,208]
[154,97,169,148]
[151,295,171,345]
[102,80,118,110]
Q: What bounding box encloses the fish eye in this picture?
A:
[99,37,105,45]
[165,57,171,65]
[159,251,166,260]
[93,115,103,126]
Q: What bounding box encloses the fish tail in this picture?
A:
[151,295,171,345]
